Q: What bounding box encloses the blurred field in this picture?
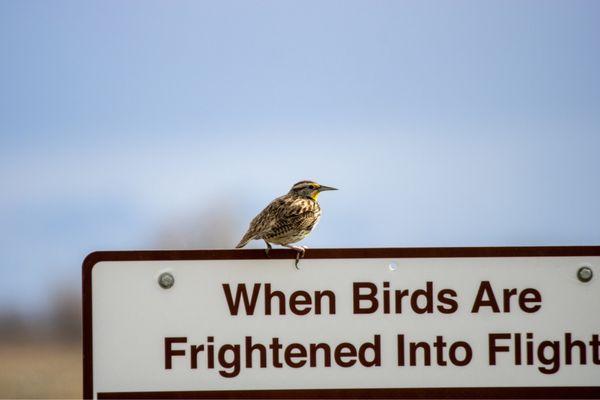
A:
[0,289,82,399]
[0,343,82,399]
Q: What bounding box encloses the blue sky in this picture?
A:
[1,0,599,312]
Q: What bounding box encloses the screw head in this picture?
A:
[577,266,593,283]
[158,272,175,289]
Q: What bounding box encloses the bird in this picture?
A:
[236,180,337,268]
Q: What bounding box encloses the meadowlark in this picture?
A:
[236,180,337,268]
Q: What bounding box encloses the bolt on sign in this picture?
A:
[82,247,600,399]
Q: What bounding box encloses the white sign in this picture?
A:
[83,248,600,399]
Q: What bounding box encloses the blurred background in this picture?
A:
[1,0,599,397]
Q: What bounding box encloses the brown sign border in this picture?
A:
[83,246,600,399]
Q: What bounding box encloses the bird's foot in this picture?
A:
[294,251,303,269]
[264,241,272,258]
[293,246,306,269]
[283,245,306,269]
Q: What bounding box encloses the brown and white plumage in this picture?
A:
[236,180,337,268]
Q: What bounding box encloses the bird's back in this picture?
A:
[236,194,321,247]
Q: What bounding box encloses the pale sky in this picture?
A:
[1,0,599,311]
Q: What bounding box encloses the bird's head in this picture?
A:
[289,180,337,200]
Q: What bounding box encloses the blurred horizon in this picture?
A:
[2,0,600,316]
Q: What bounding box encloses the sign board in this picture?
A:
[83,247,600,399]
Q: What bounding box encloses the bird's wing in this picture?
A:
[237,196,318,247]
[236,196,288,247]
[249,196,289,234]
[260,197,318,239]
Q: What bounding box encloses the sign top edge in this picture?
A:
[82,246,600,272]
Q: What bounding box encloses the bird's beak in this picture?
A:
[318,185,338,192]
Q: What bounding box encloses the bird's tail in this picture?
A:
[236,232,255,248]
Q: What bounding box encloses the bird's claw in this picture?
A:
[264,241,272,258]
[294,247,306,269]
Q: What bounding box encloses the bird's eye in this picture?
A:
[308,185,315,189]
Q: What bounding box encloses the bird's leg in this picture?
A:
[264,240,272,257]
[284,244,306,269]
